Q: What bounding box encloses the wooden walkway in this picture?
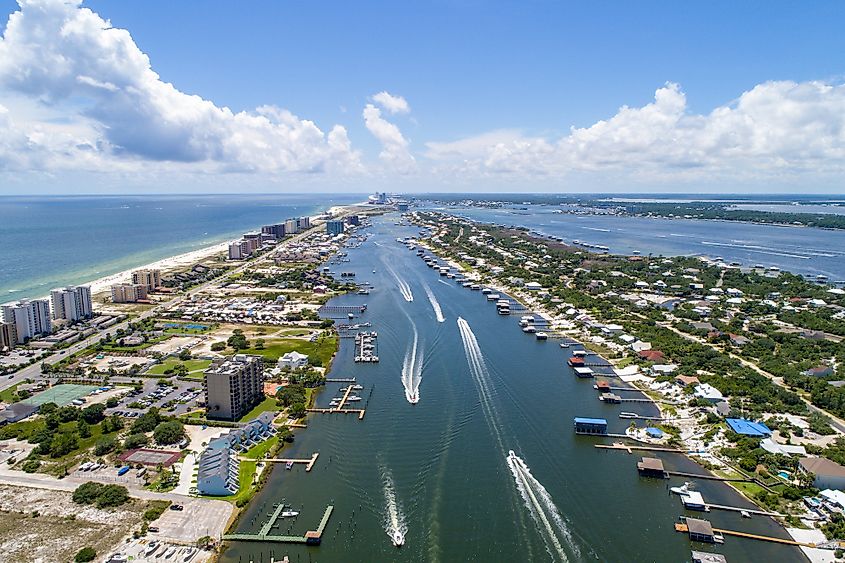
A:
[260,452,320,472]
[595,442,683,453]
[224,505,334,545]
[674,522,814,547]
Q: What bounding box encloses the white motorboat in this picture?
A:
[670,482,695,495]
[392,530,405,547]
[281,509,299,517]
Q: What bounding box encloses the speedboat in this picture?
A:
[285,461,294,470]
[559,342,570,348]
[407,390,419,404]
[392,530,405,547]
[281,509,299,517]
[670,482,695,495]
[346,395,362,402]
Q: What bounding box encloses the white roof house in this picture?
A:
[694,383,724,402]
[524,282,543,290]
[278,351,309,369]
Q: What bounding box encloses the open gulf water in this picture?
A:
[0,194,361,300]
[222,214,802,563]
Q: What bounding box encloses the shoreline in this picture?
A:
[18,205,363,301]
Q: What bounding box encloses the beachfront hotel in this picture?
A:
[203,354,265,421]
[110,283,148,303]
[0,299,51,341]
[326,219,345,236]
[49,285,93,322]
[0,321,16,351]
[131,268,162,292]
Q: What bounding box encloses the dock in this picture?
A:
[260,452,320,472]
[326,378,356,383]
[674,522,814,547]
[224,505,334,545]
[595,442,683,453]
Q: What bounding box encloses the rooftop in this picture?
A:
[799,457,845,478]
[725,418,772,437]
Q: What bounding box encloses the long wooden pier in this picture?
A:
[595,442,683,453]
[224,505,334,545]
[674,522,814,547]
[326,378,356,383]
[259,452,320,472]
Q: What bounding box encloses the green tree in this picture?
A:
[123,433,150,449]
[80,404,106,424]
[153,420,185,445]
[210,342,226,352]
[95,484,129,508]
[77,420,91,439]
[178,349,192,361]
[50,432,79,458]
[94,436,116,456]
[72,482,104,505]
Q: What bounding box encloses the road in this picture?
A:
[0,468,233,542]
[0,216,339,395]
[658,320,845,434]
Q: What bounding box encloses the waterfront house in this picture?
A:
[197,446,239,496]
[804,365,834,378]
[686,518,718,543]
[799,457,845,490]
[638,349,665,362]
[279,351,310,370]
[636,457,667,478]
[694,383,724,403]
[573,417,607,435]
[760,438,806,457]
[675,375,700,387]
[524,281,543,291]
[728,333,750,346]
[725,418,771,437]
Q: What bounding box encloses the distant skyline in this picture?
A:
[1,0,845,194]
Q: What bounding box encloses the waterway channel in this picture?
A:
[221,213,803,562]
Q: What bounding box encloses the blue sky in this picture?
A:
[1,0,844,193]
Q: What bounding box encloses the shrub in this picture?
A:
[21,459,40,473]
[74,547,96,563]
[123,433,150,449]
[73,482,104,505]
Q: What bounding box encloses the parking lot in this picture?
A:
[107,378,202,418]
[152,497,233,543]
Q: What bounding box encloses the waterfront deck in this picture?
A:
[224,505,334,545]
[259,452,320,472]
[595,442,683,453]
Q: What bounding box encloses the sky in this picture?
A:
[1,0,844,194]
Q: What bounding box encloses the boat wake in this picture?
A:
[507,450,578,561]
[401,325,423,404]
[387,266,414,302]
[381,467,407,547]
[423,283,446,322]
[456,317,504,449]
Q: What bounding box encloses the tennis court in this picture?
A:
[22,384,98,407]
[119,448,182,467]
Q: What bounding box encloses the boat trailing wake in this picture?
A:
[381,467,407,547]
[424,283,446,322]
[401,324,423,404]
[458,317,578,559]
[387,265,414,302]
[456,317,504,449]
[507,451,578,561]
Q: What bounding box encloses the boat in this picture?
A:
[535,332,548,340]
[392,530,405,547]
[372,269,377,273]
[670,482,695,495]
[522,326,536,334]
[281,509,299,517]
[346,395,363,402]
[619,412,638,419]
[285,461,294,470]
[559,342,570,348]
[407,390,419,404]
[741,510,751,518]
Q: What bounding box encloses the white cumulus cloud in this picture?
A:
[427,81,845,182]
[363,102,415,172]
[0,0,361,174]
[371,91,410,115]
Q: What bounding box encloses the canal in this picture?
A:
[221,213,803,562]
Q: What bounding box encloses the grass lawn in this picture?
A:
[146,358,212,376]
[0,382,20,404]
[241,336,338,366]
[238,396,280,422]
